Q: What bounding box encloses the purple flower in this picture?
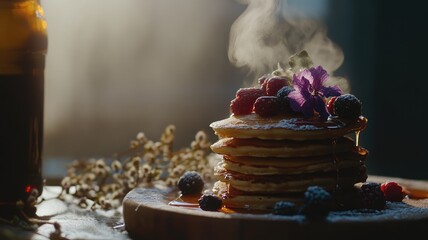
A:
[288,66,342,120]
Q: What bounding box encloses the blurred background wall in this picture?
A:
[40,0,428,182]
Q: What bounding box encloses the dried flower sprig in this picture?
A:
[0,188,67,240]
[59,125,216,210]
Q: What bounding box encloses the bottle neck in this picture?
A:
[0,0,40,3]
[0,0,40,5]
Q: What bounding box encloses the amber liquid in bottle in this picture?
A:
[0,0,47,202]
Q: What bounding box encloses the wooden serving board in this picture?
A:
[123,176,428,240]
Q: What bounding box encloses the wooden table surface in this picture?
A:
[1,175,427,240]
[0,186,132,240]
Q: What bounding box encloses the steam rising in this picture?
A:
[228,0,349,92]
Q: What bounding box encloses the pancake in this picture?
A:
[209,96,369,210]
[220,150,367,175]
[212,181,305,210]
[210,136,355,158]
[214,165,367,194]
[210,113,367,141]
[212,181,364,210]
[223,148,367,168]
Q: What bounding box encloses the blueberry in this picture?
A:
[301,186,332,220]
[333,94,362,120]
[276,86,295,114]
[273,201,297,215]
[177,171,204,195]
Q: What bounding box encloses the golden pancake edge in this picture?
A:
[210,113,367,141]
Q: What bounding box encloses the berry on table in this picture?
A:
[198,194,223,211]
[381,181,405,202]
[333,94,362,120]
[360,182,385,210]
[273,201,297,215]
[301,186,332,219]
[177,171,205,195]
[253,96,281,117]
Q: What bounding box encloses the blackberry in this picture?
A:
[273,201,297,215]
[177,171,204,195]
[276,86,295,114]
[360,182,385,210]
[301,186,332,220]
[198,194,223,211]
[333,94,362,120]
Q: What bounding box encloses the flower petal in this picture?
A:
[299,77,312,99]
[289,91,314,118]
[301,98,315,118]
[309,66,329,91]
[314,95,329,120]
[288,91,306,112]
[293,69,313,92]
[319,86,342,98]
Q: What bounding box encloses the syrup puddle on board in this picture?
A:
[168,194,200,208]
[168,194,270,214]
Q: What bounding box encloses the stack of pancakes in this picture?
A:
[210,113,368,210]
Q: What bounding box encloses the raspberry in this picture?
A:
[177,171,204,195]
[258,74,271,92]
[253,96,281,117]
[327,96,337,115]
[360,182,385,210]
[276,86,295,114]
[265,76,289,96]
[235,87,264,99]
[333,94,362,119]
[273,201,297,215]
[381,181,405,202]
[258,74,270,85]
[301,186,332,219]
[230,88,264,115]
[230,97,253,115]
[198,194,223,211]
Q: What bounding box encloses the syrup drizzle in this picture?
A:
[355,130,360,147]
[355,117,368,147]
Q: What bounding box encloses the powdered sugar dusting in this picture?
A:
[277,118,323,131]
[328,202,428,222]
[260,201,428,223]
[235,118,323,131]
[211,117,327,131]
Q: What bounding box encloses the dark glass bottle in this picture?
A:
[0,0,47,203]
